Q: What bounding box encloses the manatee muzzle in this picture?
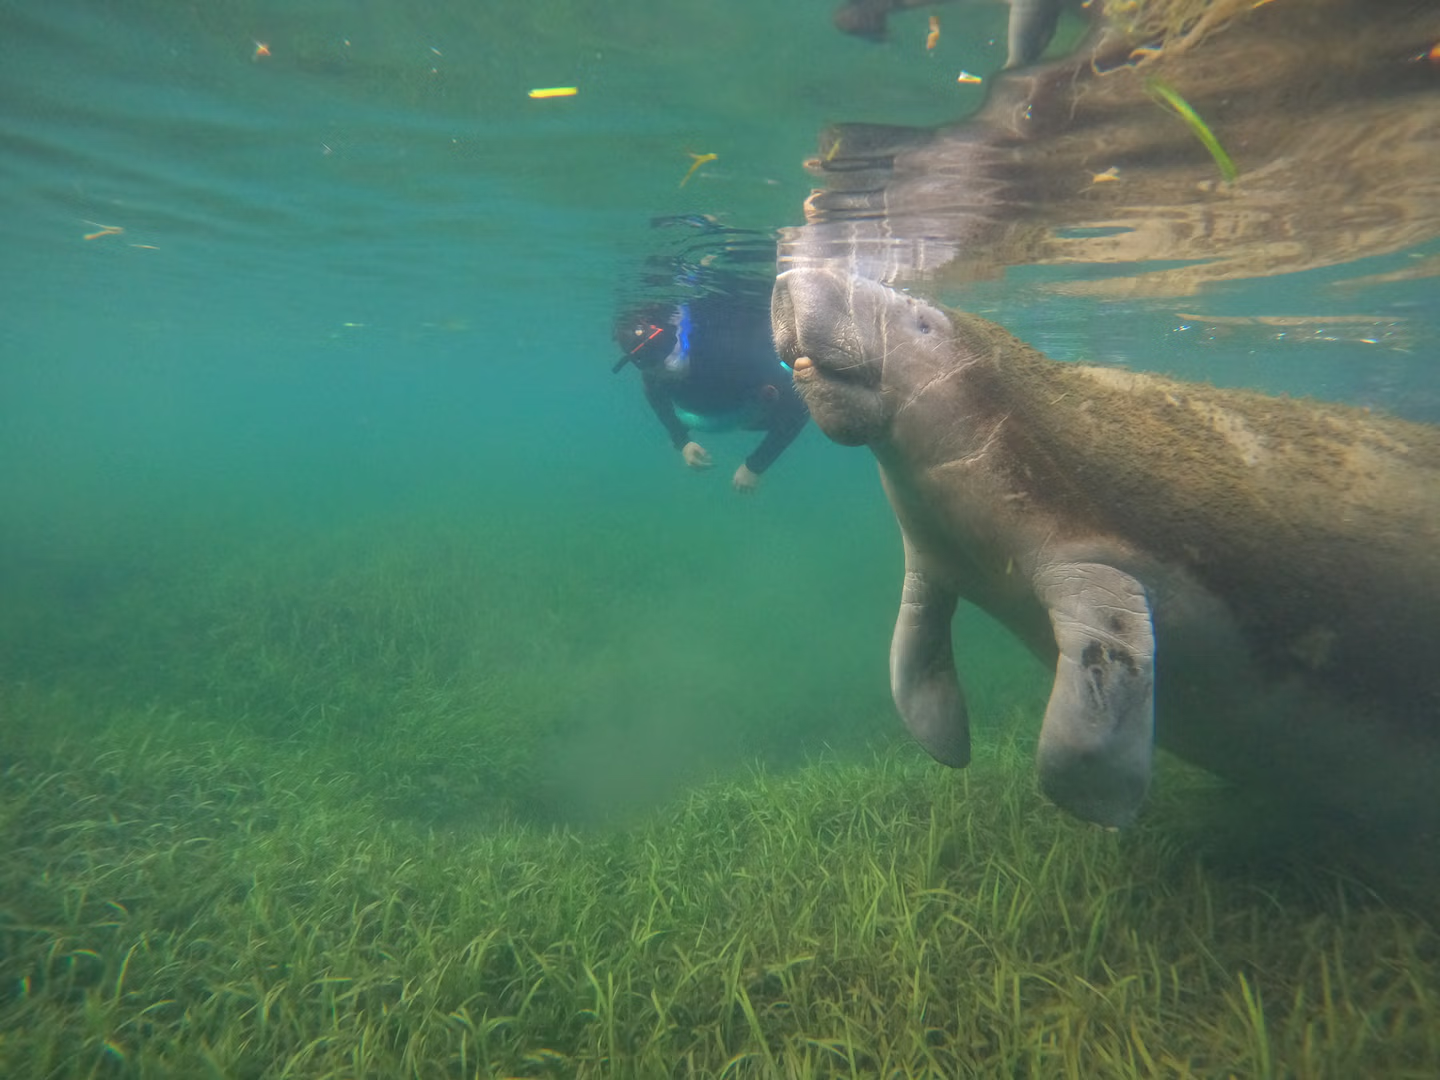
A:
[772,269,873,382]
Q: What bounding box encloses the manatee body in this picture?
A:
[772,267,1440,831]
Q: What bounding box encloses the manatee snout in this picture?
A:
[770,273,803,367]
[772,269,889,447]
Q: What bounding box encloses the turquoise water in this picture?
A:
[4,2,1440,1075]
[4,0,1432,552]
[3,0,1437,881]
[1,0,1051,789]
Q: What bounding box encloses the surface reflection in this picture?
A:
[781,0,1440,300]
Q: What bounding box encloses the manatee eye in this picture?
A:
[917,316,931,334]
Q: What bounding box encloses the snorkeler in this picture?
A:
[612,284,808,493]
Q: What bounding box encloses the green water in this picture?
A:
[3,1,1439,1076]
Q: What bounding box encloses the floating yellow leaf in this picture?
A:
[680,151,717,188]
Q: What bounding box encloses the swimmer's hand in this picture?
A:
[732,463,760,494]
[682,442,712,469]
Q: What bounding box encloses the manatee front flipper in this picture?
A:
[1034,563,1155,827]
[890,546,970,768]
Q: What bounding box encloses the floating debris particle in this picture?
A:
[679,151,717,188]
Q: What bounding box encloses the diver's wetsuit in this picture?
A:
[639,292,809,475]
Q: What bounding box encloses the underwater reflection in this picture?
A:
[782,0,1440,299]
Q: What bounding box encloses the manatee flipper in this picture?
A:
[1034,562,1155,827]
[1006,0,1065,68]
[890,548,970,767]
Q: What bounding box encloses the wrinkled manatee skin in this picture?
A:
[773,266,1440,835]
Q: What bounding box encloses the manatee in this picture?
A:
[833,0,1076,69]
[772,267,1440,832]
